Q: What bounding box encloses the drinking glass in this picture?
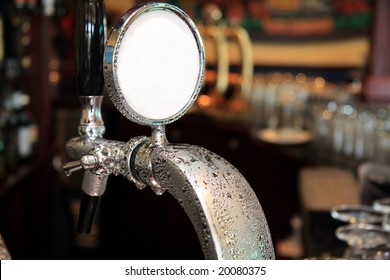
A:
[373,197,390,231]
[358,247,390,260]
[330,204,384,224]
[335,223,390,259]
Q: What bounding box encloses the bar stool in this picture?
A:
[298,166,359,257]
[358,162,390,205]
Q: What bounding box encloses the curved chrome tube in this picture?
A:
[66,123,275,259]
[134,141,275,260]
[0,234,11,260]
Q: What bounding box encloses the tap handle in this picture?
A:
[63,155,96,176]
[77,193,101,234]
[63,160,83,176]
[75,0,106,97]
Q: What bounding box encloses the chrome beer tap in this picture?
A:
[63,1,275,259]
[62,0,109,234]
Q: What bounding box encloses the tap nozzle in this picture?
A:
[77,193,101,234]
[63,154,106,234]
[63,137,148,234]
[77,171,108,234]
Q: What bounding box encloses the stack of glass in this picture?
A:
[330,199,390,259]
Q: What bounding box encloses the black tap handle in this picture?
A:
[77,194,101,234]
[75,0,106,234]
[75,0,106,97]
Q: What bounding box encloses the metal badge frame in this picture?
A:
[103,2,205,126]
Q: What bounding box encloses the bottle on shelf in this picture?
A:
[0,111,7,180]
[3,93,19,173]
[8,91,38,163]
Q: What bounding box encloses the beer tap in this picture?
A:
[63,1,275,259]
[63,0,107,234]
[197,3,253,110]
[199,4,229,100]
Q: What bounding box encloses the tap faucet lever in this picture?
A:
[63,160,83,176]
[63,155,97,176]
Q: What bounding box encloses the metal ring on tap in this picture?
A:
[103,3,205,126]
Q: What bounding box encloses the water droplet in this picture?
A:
[135,182,146,190]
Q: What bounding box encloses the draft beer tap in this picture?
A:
[63,1,274,259]
[63,0,107,234]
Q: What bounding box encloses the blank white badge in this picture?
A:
[108,4,204,125]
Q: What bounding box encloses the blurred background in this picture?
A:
[1,0,390,260]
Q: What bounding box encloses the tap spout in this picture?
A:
[137,143,275,260]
